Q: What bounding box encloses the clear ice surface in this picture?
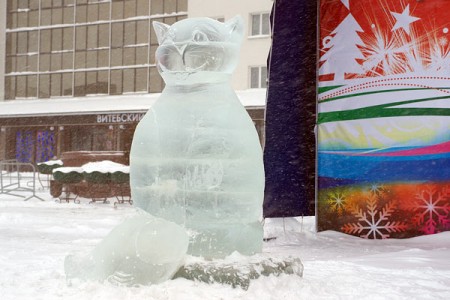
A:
[130,16,265,259]
[64,214,189,285]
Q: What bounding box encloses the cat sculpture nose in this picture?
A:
[175,44,187,56]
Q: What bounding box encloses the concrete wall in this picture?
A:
[0,1,6,101]
[188,0,273,91]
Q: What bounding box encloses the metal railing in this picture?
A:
[0,159,45,201]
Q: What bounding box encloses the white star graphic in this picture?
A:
[391,5,420,35]
[341,0,350,10]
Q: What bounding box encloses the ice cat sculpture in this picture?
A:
[130,16,265,258]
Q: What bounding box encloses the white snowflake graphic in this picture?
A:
[342,192,408,239]
[409,186,450,234]
[367,183,386,195]
[327,191,347,215]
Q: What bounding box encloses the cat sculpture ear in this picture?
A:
[224,15,244,43]
[153,21,171,45]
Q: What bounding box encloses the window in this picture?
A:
[250,66,267,88]
[98,49,109,67]
[39,74,50,98]
[71,127,92,151]
[75,26,87,50]
[62,28,73,50]
[63,7,74,24]
[18,0,28,9]
[250,13,270,36]
[52,7,63,25]
[136,0,149,16]
[17,32,28,54]
[98,24,109,47]
[75,50,87,69]
[16,56,27,72]
[76,5,87,23]
[40,30,51,53]
[50,53,62,71]
[52,28,63,52]
[124,0,137,19]
[150,0,163,15]
[86,71,97,94]
[111,22,124,48]
[29,0,39,9]
[123,68,135,93]
[74,72,86,96]
[87,4,99,22]
[41,0,52,8]
[124,21,136,46]
[86,50,98,68]
[165,0,176,14]
[136,46,148,65]
[16,76,27,98]
[87,25,98,49]
[110,70,122,95]
[62,73,73,96]
[28,31,38,52]
[28,55,38,72]
[149,67,163,93]
[62,52,73,69]
[136,20,148,44]
[123,47,136,65]
[6,32,17,55]
[92,127,114,151]
[5,57,14,73]
[51,74,62,97]
[40,54,50,72]
[111,48,123,66]
[29,10,39,27]
[5,77,15,100]
[27,75,38,98]
[98,3,110,20]
[177,0,187,12]
[112,1,124,19]
[7,13,17,29]
[17,11,28,27]
[27,55,38,72]
[135,68,147,92]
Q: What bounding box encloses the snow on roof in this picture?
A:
[0,89,266,118]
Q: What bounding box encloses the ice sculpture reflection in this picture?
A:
[130,16,265,258]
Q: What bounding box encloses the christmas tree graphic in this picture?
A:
[319,13,365,82]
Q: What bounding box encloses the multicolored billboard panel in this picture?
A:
[317,0,450,238]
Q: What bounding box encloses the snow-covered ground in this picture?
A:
[1,183,450,300]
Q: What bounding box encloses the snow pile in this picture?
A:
[0,190,450,299]
[51,161,129,174]
[81,161,129,174]
[38,160,63,166]
[52,167,83,174]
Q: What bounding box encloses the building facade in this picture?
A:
[3,0,187,100]
[0,0,269,165]
[188,0,272,91]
